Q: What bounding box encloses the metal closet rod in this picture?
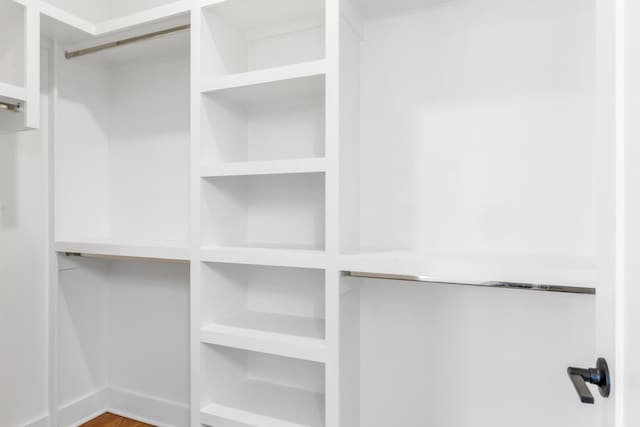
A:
[0,101,21,112]
[342,271,596,295]
[65,24,191,59]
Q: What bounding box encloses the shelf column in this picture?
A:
[190,2,202,427]
[325,0,341,425]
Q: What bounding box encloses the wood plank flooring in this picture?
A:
[80,413,154,427]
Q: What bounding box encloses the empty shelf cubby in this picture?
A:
[201,262,326,362]
[201,71,326,166]
[200,0,325,78]
[200,345,325,427]
[201,172,326,252]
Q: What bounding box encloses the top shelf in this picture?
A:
[339,251,597,294]
[200,0,325,78]
[56,240,191,262]
[40,0,190,44]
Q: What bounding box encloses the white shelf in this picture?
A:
[56,240,190,261]
[201,158,326,178]
[201,312,326,362]
[201,246,327,269]
[40,0,190,44]
[201,65,325,108]
[96,0,190,35]
[339,251,598,287]
[201,380,325,427]
[0,82,27,102]
[40,1,94,43]
[201,60,325,94]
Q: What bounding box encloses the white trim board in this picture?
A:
[56,387,189,427]
[57,389,108,427]
[21,415,49,427]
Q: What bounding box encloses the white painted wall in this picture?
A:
[357,280,597,427]
[0,49,49,427]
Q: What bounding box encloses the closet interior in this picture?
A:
[339,0,597,286]
[48,1,192,425]
[0,0,613,426]
[338,0,601,426]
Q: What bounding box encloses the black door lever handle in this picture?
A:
[567,358,610,404]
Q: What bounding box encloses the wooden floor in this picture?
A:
[80,413,154,427]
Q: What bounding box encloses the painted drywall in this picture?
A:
[358,280,598,427]
[0,50,49,427]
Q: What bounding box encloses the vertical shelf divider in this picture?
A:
[324,0,340,426]
[191,3,202,427]
[25,0,40,129]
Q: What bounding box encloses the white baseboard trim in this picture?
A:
[22,414,49,427]
[106,386,189,427]
[56,386,189,427]
[57,389,108,427]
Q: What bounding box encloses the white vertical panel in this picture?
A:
[24,0,39,128]
[624,0,640,425]
[191,2,203,426]
[0,45,49,427]
[594,0,620,424]
[325,0,340,425]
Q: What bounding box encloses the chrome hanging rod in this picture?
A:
[65,24,191,59]
[0,101,21,112]
[64,252,189,264]
[342,271,596,295]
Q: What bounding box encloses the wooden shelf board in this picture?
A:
[40,0,190,44]
[0,82,27,102]
[201,380,324,427]
[55,240,190,262]
[201,60,325,94]
[40,1,95,43]
[201,62,325,108]
[96,0,190,35]
[201,312,326,362]
[201,158,327,178]
[339,251,598,288]
[201,245,327,269]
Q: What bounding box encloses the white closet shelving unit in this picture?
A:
[195,0,330,426]
[0,0,610,425]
